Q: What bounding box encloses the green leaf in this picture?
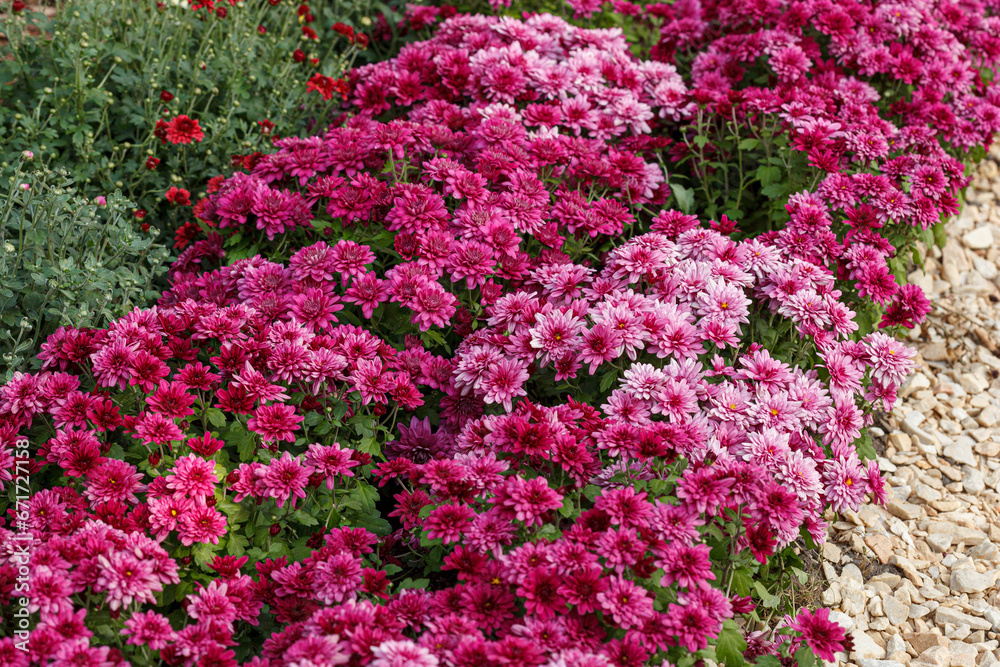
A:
[795,646,817,667]
[731,567,753,597]
[398,577,430,590]
[756,165,782,186]
[599,368,619,393]
[292,510,319,526]
[227,533,249,557]
[558,495,576,518]
[755,657,782,667]
[738,137,759,150]
[693,135,710,148]
[932,221,947,249]
[205,408,227,428]
[854,431,877,462]
[192,541,220,566]
[753,581,780,609]
[791,566,809,586]
[760,183,788,199]
[670,183,695,214]
[716,619,748,667]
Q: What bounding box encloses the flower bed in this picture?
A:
[2,2,999,666]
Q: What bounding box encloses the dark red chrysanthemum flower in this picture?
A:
[165,187,191,206]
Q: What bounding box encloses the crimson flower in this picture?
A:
[165,187,191,206]
[331,22,354,37]
[145,156,160,170]
[165,115,204,144]
[306,73,347,101]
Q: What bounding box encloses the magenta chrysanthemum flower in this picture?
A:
[122,610,175,650]
[596,576,654,629]
[480,358,529,411]
[247,403,304,442]
[178,504,227,546]
[789,607,850,662]
[425,504,475,544]
[262,452,313,509]
[85,459,145,506]
[491,477,564,527]
[657,542,716,589]
[95,551,162,611]
[675,468,734,515]
[134,410,185,446]
[314,553,362,604]
[165,454,218,499]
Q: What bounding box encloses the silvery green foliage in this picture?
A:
[0,161,169,379]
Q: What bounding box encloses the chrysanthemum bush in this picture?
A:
[334,4,997,331]
[2,214,908,664]
[0,0,367,237]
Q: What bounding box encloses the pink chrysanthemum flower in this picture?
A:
[425,504,476,544]
[305,443,360,488]
[823,455,868,513]
[789,607,850,662]
[178,504,227,545]
[186,580,238,625]
[165,454,218,499]
[247,403,304,442]
[262,452,313,509]
[596,576,654,629]
[481,358,529,411]
[314,552,362,604]
[864,331,915,386]
[122,610,175,650]
[529,309,584,362]
[95,551,162,611]
[371,639,438,667]
[85,459,145,506]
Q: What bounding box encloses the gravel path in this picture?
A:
[829,150,1000,667]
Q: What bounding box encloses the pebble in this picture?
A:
[927,533,954,553]
[906,633,951,654]
[943,440,978,467]
[961,467,986,495]
[888,500,924,521]
[935,607,993,631]
[885,595,911,625]
[853,630,888,660]
[962,226,994,249]
[949,569,996,594]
